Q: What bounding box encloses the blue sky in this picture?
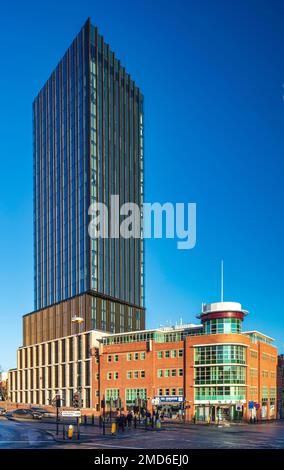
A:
[0,0,284,370]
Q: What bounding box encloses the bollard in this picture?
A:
[156,419,161,430]
[67,424,74,439]
[111,422,117,436]
[92,414,95,425]
[84,415,87,425]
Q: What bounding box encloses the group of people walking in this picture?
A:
[114,408,162,432]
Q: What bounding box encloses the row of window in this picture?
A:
[195,345,246,365]
[262,353,276,362]
[157,349,183,359]
[18,334,91,369]
[126,352,146,361]
[11,387,91,409]
[107,370,146,380]
[157,369,183,378]
[195,386,246,401]
[9,361,91,390]
[194,365,246,385]
[157,388,183,396]
[204,318,242,335]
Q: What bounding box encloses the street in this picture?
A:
[1,417,284,449]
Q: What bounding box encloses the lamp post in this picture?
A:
[71,315,84,403]
[71,315,84,433]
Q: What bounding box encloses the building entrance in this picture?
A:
[195,404,243,422]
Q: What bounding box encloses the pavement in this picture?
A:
[1,416,284,449]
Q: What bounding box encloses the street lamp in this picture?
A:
[71,316,84,408]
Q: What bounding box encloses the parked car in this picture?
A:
[30,407,56,418]
[0,407,6,416]
[6,409,42,420]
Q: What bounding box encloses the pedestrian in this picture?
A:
[127,411,133,429]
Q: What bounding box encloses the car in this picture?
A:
[30,407,56,418]
[0,407,6,416]
[6,408,42,420]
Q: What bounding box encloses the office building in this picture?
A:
[9,301,278,420]
[25,18,145,346]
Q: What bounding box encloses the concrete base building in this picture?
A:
[9,301,278,422]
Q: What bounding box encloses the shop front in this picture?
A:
[152,395,185,419]
[195,401,245,422]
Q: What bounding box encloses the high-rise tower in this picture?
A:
[24,19,145,346]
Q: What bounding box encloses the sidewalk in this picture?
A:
[46,422,164,444]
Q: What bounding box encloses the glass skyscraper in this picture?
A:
[26,19,145,345]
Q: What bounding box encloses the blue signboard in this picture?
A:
[248,400,254,409]
[157,396,184,403]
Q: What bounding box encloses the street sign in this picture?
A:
[151,397,160,405]
[154,396,184,404]
[236,403,242,412]
[60,410,81,417]
[254,403,260,410]
[248,400,254,409]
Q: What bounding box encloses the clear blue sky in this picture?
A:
[0,0,284,370]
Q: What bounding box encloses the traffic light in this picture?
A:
[55,394,61,408]
[73,392,80,408]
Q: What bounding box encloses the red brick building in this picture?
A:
[9,301,278,422]
[277,355,284,419]
[93,301,278,422]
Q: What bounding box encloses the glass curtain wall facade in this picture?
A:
[33,19,144,321]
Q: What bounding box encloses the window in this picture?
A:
[165,388,170,396]
[107,372,112,380]
[157,351,163,359]
[114,355,119,362]
[96,373,99,380]
[195,345,246,365]
[134,371,139,379]
[178,388,183,396]
[165,351,170,358]
[106,389,119,402]
[134,352,139,361]
[250,368,258,378]
[195,365,246,385]
[171,369,176,377]
[140,370,145,378]
[178,369,183,377]
[127,353,132,361]
[171,388,176,395]
[125,388,146,405]
[107,355,112,363]
[250,350,258,359]
[158,388,163,396]
[140,352,146,360]
[171,350,177,358]
[157,370,163,378]
[127,371,132,379]
[164,369,170,378]
[114,372,119,380]
[101,300,107,330]
[178,349,183,358]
